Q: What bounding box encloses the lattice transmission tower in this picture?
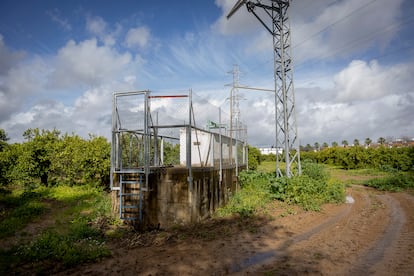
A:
[227,0,301,177]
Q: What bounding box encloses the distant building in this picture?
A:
[258,147,283,155]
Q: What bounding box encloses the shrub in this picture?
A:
[218,164,345,216]
[364,172,414,191]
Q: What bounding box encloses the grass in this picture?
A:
[363,172,414,192]
[257,161,280,173]
[0,183,115,274]
[217,161,345,216]
[0,189,47,238]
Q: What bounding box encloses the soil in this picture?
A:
[60,185,414,276]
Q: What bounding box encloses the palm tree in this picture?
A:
[365,137,372,147]
[341,140,349,147]
[353,139,360,146]
[377,137,386,145]
[322,142,329,148]
[332,141,338,147]
[314,142,320,151]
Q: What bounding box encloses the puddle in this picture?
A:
[346,195,355,204]
[230,251,275,272]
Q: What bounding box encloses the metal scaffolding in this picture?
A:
[227,0,301,177]
[110,89,248,222]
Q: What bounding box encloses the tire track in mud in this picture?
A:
[230,200,354,273]
[350,193,414,275]
[349,194,405,274]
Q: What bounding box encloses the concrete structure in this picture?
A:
[111,165,242,228]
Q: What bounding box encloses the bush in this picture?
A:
[217,164,345,216]
[217,171,272,217]
[270,175,344,211]
[16,228,110,267]
[364,172,414,191]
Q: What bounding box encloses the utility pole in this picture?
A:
[227,0,301,177]
[229,64,242,141]
[227,64,242,165]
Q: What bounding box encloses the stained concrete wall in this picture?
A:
[112,165,243,228]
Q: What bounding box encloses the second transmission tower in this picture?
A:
[227,0,301,177]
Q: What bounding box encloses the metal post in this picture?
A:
[110,93,116,190]
[219,107,223,183]
[160,137,164,166]
[144,91,150,190]
[187,89,193,191]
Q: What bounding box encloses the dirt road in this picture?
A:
[70,186,414,275]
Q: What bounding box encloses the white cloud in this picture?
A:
[46,8,72,31]
[333,60,412,102]
[50,38,132,88]
[0,55,48,122]
[296,59,414,144]
[214,0,404,64]
[125,26,150,49]
[0,34,25,74]
[291,0,404,63]
[212,0,260,35]
[86,15,107,35]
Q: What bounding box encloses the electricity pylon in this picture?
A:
[227,0,301,177]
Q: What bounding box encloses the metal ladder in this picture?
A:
[119,172,144,221]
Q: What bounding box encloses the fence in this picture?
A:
[110,89,248,221]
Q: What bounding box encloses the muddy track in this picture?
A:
[242,187,414,275]
[68,187,414,275]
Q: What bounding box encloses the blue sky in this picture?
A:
[1,0,413,146]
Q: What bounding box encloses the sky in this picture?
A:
[0,0,413,146]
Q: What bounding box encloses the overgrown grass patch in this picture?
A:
[0,184,115,273]
[16,228,110,269]
[217,161,346,216]
[364,172,414,191]
[217,171,272,217]
[0,189,47,238]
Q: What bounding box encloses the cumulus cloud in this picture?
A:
[0,35,137,142]
[124,26,150,49]
[296,59,414,144]
[0,34,25,74]
[212,0,260,35]
[86,15,107,35]
[214,0,404,64]
[333,60,412,102]
[0,55,48,122]
[49,38,132,88]
[291,0,404,63]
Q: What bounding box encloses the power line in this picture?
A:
[294,13,414,72]
[244,0,400,74]
[293,0,379,49]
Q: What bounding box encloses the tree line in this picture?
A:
[301,136,413,152]
[247,140,413,172]
[301,145,414,171]
[0,128,110,188]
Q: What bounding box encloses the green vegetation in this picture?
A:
[0,189,46,238]
[0,128,115,273]
[1,128,110,189]
[0,184,113,273]
[364,172,414,192]
[217,161,345,216]
[301,145,414,172]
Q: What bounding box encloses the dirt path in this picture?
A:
[68,186,414,275]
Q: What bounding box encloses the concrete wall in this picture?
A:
[112,165,243,228]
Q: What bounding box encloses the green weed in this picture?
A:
[364,172,414,191]
[0,184,113,273]
[0,189,46,238]
[218,161,345,217]
[16,228,110,268]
